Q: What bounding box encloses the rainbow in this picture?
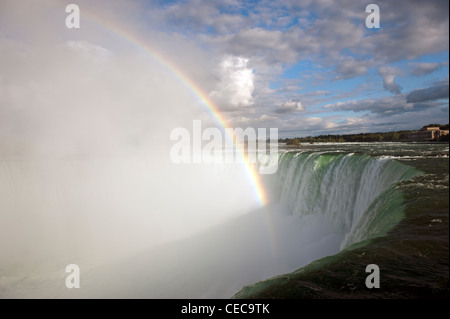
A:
[61,3,271,207]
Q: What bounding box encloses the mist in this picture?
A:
[0,0,260,282]
[0,0,346,299]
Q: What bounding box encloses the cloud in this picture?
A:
[210,28,299,64]
[2,0,448,141]
[149,0,449,107]
[325,94,445,115]
[157,0,220,31]
[359,0,449,62]
[406,80,450,103]
[379,66,402,94]
[306,90,331,96]
[213,14,248,34]
[335,57,369,80]
[209,55,255,109]
[276,100,305,113]
[409,62,443,76]
[148,0,449,71]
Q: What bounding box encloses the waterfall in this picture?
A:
[274,151,420,249]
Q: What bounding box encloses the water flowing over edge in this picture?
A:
[234,149,427,298]
[270,151,421,249]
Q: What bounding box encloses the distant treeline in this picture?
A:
[280,124,449,145]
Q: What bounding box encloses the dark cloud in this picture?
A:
[275,100,305,114]
[325,96,404,114]
[406,81,449,103]
[409,63,443,76]
[335,57,369,80]
[211,27,300,64]
[325,94,445,115]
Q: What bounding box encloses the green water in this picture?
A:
[234,142,449,298]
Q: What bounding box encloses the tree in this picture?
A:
[287,138,302,147]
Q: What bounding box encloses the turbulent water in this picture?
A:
[236,142,449,298]
[274,151,420,249]
[0,142,448,298]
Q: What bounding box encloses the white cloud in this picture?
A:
[210,56,255,109]
[379,66,403,95]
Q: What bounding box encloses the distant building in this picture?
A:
[437,130,450,140]
[408,127,449,141]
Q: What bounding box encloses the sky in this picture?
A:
[0,0,449,141]
[0,0,448,297]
